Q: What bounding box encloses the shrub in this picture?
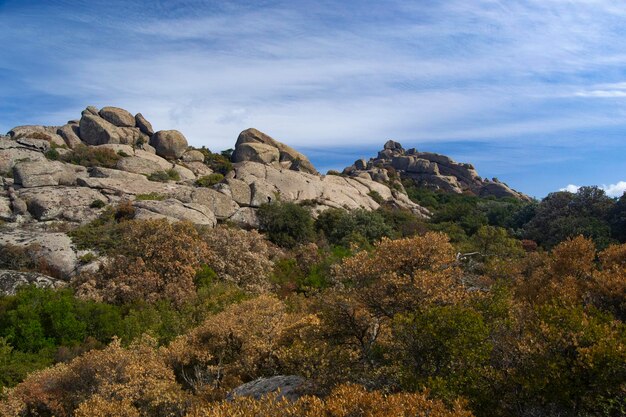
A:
[196,146,234,175]
[60,144,120,168]
[135,192,165,201]
[191,384,473,417]
[368,190,385,204]
[73,219,211,306]
[69,203,134,253]
[147,171,171,182]
[117,150,130,157]
[89,199,106,209]
[257,201,315,248]
[201,226,277,293]
[195,173,224,187]
[0,337,186,417]
[0,244,38,271]
[315,208,394,246]
[44,148,59,160]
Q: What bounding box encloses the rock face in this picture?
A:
[0,229,79,279]
[227,376,308,402]
[2,106,433,274]
[343,141,531,201]
[150,130,188,160]
[232,128,318,174]
[0,270,66,296]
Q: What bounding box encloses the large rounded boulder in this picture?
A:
[149,130,188,160]
[99,106,136,127]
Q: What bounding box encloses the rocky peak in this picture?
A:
[343,141,531,201]
[232,128,318,175]
[1,106,430,292]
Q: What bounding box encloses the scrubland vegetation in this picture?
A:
[0,185,625,417]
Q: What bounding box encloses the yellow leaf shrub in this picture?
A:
[0,336,187,417]
[186,384,474,417]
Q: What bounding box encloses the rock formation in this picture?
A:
[343,140,531,201]
[1,106,429,293]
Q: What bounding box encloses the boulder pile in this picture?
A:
[343,140,531,201]
[1,106,430,293]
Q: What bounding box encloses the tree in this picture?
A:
[257,201,315,248]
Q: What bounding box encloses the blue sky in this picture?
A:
[1,0,626,198]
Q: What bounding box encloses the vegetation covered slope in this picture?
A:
[0,184,624,417]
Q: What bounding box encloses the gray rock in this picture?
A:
[135,113,154,136]
[150,130,188,160]
[133,198,217,226]
[181,150,205,162]
[171,164,195,181]
[0,270,66,296]
[0,230,79,279]
[84,106,99,116]
[19,186,107,222]
[116,156,162,176]
[191,187,239,219]
[225,178,252,206]
[8,125,65,147]
[57,124,83,149]
[233,128,318,174]
[354,158,367,170]
[0,196,12,221]
[79,114,120,145]
[0,143,46,174]
[227,376,307,402]
[117,127,149,146]
[384,139,403,151]
[13,160,84,188]
[232,142,280,165]
[99,106,136,127]
[185,161,213,177]
[11,197,28,216]
[229,207,259,228]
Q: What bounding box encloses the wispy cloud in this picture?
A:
[1,0,626,197]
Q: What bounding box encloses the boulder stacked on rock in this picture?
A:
[232,128,318,174]
[343,140,531,201]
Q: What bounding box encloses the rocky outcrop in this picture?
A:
[232,128,318,174]
[2,106,432,274]
[0,270,66,296]
[227,376,309,402]
[343,140,531,201]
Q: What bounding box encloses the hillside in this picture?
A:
[0,107,624,417]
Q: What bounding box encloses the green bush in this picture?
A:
[60,144,120,168]
[148,169,180,182]
[147,171,168,182]
[135,192,165,201]
[89,199,106,209]
[257,201,315,248]
[368,190,385,204]
[196,146,234,175]
[195,173,224,187]
[69,203,135,253]
[44,148,60,160]
[315,208,393,246]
